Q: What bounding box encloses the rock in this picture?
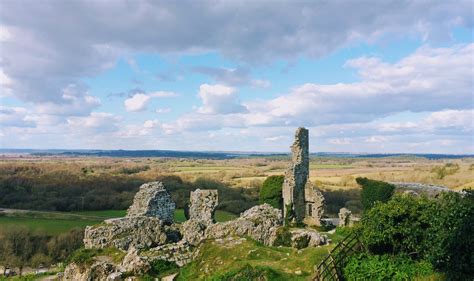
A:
[188,189,218,225]
[289,229,327,249]
[127,181,175,224]
[84,216,180,251]
[283,127,309,225]
[162,273,178,281]
[149,242,196,267]
[338,208,352,227]
[403,190,420,197]
[206,204,282,246]
[63,261,121,281]
[121,246,150,275]
[181,220,207,246]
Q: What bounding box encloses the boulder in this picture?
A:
[63,261,122,281]
[127,181,175,224]
[289,229,327,249]
[206,204,282,246]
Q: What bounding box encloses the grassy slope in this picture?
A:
[178,238,332,281]
[0,209,237,235]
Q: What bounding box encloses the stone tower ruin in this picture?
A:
[282,127,309,224]
[282,127,325,226]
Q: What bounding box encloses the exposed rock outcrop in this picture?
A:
[63,261,122,281]
[282,127,309,225]
[206,204,282,246]
[121,246,150,275]
[289,229,328,249]
[127,181,175,224]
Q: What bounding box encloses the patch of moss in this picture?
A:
[67,247,125,265]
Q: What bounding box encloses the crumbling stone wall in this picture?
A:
[338,207,352,227]
[304,181,325,226]
[282,127,309,224]
[188,189,218,225]
[127,181,175,224]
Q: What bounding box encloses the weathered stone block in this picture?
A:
[127,181,175,224]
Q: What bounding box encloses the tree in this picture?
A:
[356,177,395,211]
[259,175,284,209]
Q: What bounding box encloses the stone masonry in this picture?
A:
[188,189,218,225]
[338,207,352,227]
[283,127,309,224]
[127,181,175,224]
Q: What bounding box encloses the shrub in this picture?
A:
[343,253,434,280]
[259,175,284,209]
[356,177,395,211]
[359,195,435,257]
[146,259,179,277]
[426,190,474,280]
[359,191,474,279]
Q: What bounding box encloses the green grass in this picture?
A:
[0,216,100,235]
[72,209,127,218]
[0,209,238,235]
[178,237,331,280]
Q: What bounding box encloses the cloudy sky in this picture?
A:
[0,1,473,153]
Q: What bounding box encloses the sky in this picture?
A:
[0,1,473,154]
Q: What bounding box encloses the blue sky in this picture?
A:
[0,1,473,153]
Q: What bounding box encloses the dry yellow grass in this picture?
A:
[1,156,472,191]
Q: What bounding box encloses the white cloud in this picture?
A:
[124,91,177,112]
[0,106,35,127]
[67,112,120,133]
[1,1,471,106]
[124,93,151,112]
[197,84,247,114]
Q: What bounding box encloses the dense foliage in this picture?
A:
[0,227,83,274]
[343,253,434,280]
[259,175,284,209]
[356,177,395,211]
[358,190,474,280]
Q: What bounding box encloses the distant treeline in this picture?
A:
[0,163,362,216]
[0,166,258,214]
[2,149,471,159]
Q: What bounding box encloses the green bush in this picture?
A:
[359,191,474,279]
[359,194,434,257]
[356,177,395,211]
[343,253,434,280]
[426,190,474,280]
[259,175,284,209]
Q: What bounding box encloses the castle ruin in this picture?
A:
[282,127,325,226]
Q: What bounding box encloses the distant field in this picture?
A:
[0,209,237,235]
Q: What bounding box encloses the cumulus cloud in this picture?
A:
[197,84,247,114]
[67,112,121,133]
[243,44,473,126]
[124,91,177,112]
[1,1,471,106]
[0,106,35,127]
